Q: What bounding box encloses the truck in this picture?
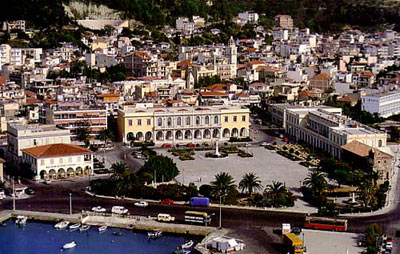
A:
[189,197,210,207]
[283,233,304,254]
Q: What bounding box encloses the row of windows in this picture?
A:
[128,115,247,127]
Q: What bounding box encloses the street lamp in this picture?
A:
[69,193,72,215]
[12,177,15,211]
[219,195,222,228]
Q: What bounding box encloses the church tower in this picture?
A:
[227,36,237,65]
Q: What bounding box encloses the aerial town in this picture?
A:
[0,1,399,254]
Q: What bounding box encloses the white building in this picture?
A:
[238,11,259,25]
[0,44,11,68]
[7,123,71,166]
[21,143,93,180]
[285,107,387,158]
[362,90,400,118]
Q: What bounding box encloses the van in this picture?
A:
[157,213,175,222]
[111,206,128,215]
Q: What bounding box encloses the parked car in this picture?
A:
[25,188,35,195]
[187,143,197,147]
[92,206,106,213]
[134,201,148,207]
[157,213,175,222]
[111,206,128,215]
[161,198,174,205]
[44,179,51,185]
[161,143,172,148]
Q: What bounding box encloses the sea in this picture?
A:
[0,220,197,254]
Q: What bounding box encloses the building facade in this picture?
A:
[7,123,71,165]
[285,107,387,158]
[21,143,93,180]
[117,105,250,145]
[361,90,400,118]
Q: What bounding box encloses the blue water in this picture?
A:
[0,220,195,254]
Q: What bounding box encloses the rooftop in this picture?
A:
[22,143,93,158]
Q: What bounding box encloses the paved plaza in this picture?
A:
[303,229,364,254]
[159,146,310,192]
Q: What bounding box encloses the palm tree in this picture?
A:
[210,172,237,199]
[239,173,262,196]
[357,180,377,208]
[303,171,328,195]
[98,129,114,148]
[76,121,91,147]
[111,162,129,180]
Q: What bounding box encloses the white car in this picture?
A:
[91,206,106,213]
[134,201,148,207]
[111,206,128,215]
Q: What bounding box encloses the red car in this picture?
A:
[187,143,197,147]
[161,143,172,147]
[161,198,174,205]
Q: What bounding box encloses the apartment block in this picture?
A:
[361,90,400,117]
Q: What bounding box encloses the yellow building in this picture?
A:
[117,105,250,145]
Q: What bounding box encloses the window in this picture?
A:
[84,154,91,161]
[186,116,191,125]
[147,119,151,125]
[177,117,182,126]
[224,116,228,122]
[214,116,219,124]
[167,117,172,127]
[40,160,44,166]
[233,116,237,122]
[158,118,162,127]
[68,157,72,163]
[50,158,54,164]
[128,120,132,126]
[59,158,63,163]
[33,139,37,146]
[205,116,210,125]
[196,116,200,125]
[137,119,142,126]
[242,116,246,122]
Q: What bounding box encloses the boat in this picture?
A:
[15,216,27,226]
[54,221,70,230]
[181,240,194,249]
[79,225,90,232]
[172,250,191,254]
[112,231,122,236]
[98,225,107,233]
[147,231,162,238]
[69,223,81,230]
[62,241,77,249]
[0,222,7,227]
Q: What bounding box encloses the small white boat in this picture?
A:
[62,241,77,249]
[181,240,194,249]
[15,216,27,226]
[54,221,69,230]
[80,224,90,232]
[98,225,107,233]
[69,223,81,230]
[147,231,162,238]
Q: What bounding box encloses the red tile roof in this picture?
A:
[22,144,93,158]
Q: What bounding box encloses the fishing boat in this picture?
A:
[98,225,107,233]
[79,225,90,232]
[62,241,77,249]
[147,231,162,238]
[69,223,81,230]
[112,231,122,236]
[15,216,27,226]
[54,221,70,230]
[181,240,194,249]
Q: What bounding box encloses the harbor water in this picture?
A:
[0,220,197,254]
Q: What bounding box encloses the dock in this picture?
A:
[0,210,215,236]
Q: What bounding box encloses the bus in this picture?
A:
[304,216,348,231]
[184,211,211,225]
[283,233,304,254]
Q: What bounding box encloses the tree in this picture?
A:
[389,126,400,142]
[98,128,114,147]
[239,173,262,196]
[358,180,377,208]
[140,155,179,182]
[364,223,383,254]
[76,121,91,147]
[303,171,328,195]
[263,181,295,208]
[111,162,129,180]
[210,172,237,199]
[127,133,136,147]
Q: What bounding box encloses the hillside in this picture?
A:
[1,0,400,32]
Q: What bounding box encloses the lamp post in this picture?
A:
[12,177,15,211]
[219,194,222,229]
[69,193,72,215]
